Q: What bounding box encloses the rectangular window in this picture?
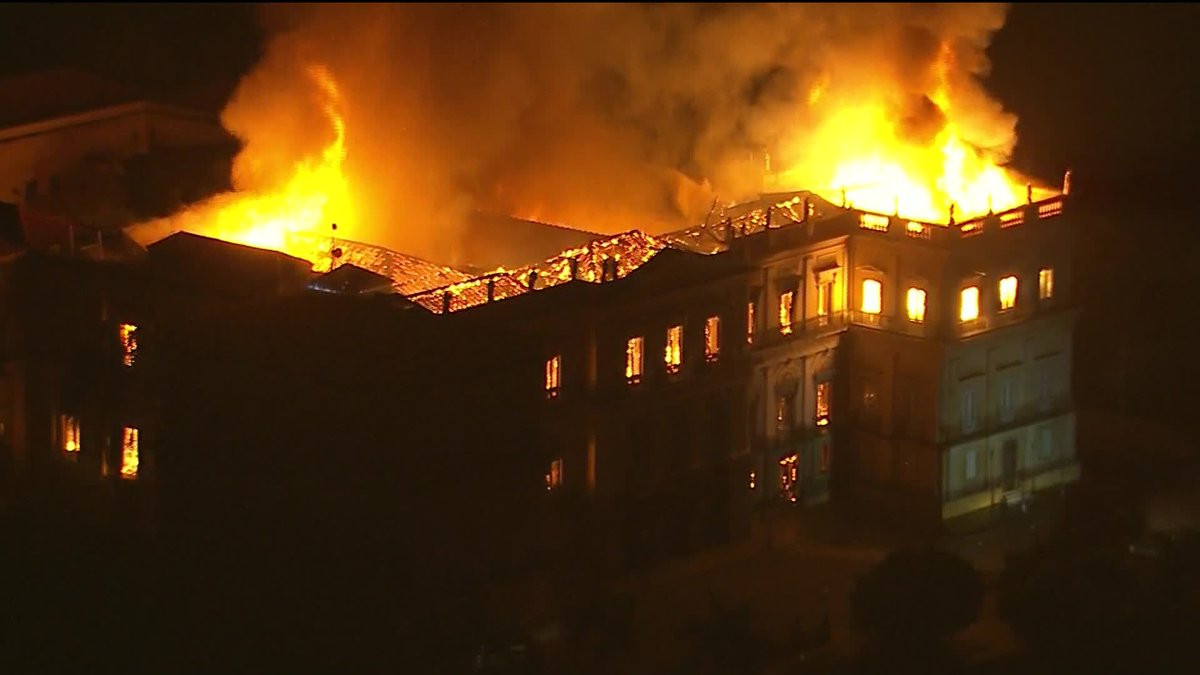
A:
[861,279,882,314]
[60,414,80,454]
[779,291,794,335]
[817,282,832,318]
[999,275,1018,310]
[545,458,563,490]
[906,287,926,323]
[1038,368,1051,411]
[1038,427,1054,461]
[960,286,979,322]
[779,453,799,502]
[665,325,683,374]
[120,323,138,367]
[819,443,831,473]
[815,381,831,427]
[545,355,561,398]
[1039,268,1054,300]
[999,379,1015,423]
[704,316,720,362]
[965,448,978,480]
[746,301,756,344]
[120,427,139,480]
[962,389,976,433]
[776,394,794,432]
[625,336,644,384]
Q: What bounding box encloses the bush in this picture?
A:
[851,548,983,649]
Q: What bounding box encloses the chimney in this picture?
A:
[1062,169,1072,196]
[569,257,579,280]
[527,270,539,289]
[486,278,496,302]
[442,291,451,314]
[1026,183,1033,205]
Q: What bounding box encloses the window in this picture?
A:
[704,316,720,362]
[746,301,756,344]
[965,449,978,480]
[817,281,832,318]
[779,291,794,335]
[119,323,138,367]
[906,287,926,323]
[545,458,563,490]
[962,389,977,433]
[1038,368,1051,411]
[1038,427,1054,461]
[748,471,757,490]
[664,325,683,374]
[776,394,794,432]
[815,381,831,427]
[959,286,979,322]
[819,443,831,473]
[999,379,1015,423]
[779,454,799,502]
[120,427,139,480]
[999,276,1018,310]
[861,279,882,314]
[1039,268,1054,300]
[545,355,561,398]
[862,381,878,414]
[60,414,80,454]
[625,336,644,384]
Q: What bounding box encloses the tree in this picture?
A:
[850,548,983,652]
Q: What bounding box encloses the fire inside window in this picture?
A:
[664,325,683,374]
[959,286,980,322]
[999,275,1018,310]
[1039,267,1054,300]
[779,454,799,502]
[545,355,561,398]
[119,323,138,367]
[906,287,926,323]
[861,279,882,315]
[704,316,720,362]
[745,302,756,345]
[779,291,794,335]
[545,458,563,491]
[120,427,139,480]
[815,381,831,427]
[625,336,644,384]
[60,414,80,454]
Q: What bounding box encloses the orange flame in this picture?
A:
[129,65,356,269]
[772,43,1051,223]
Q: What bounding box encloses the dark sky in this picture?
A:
[0,3,1196,187]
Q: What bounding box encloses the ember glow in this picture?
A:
[128,65,356,269]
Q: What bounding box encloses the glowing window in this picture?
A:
[665,325,683,374]
[779,291,794,335]
[625,336,644,384]
[815,381,831,427]
[120,427,139,480]
[959,286,979,322]
[1039,268,1054,300]
[704,316,720,362]
[748,471,757,490]
[999,276,1018,310]
[60,414,80,454]
[906,287,926,323]
[119,323,138,367]
[545,458,563,491]
[779,453,799,502]
[746,302,756,345]
[545,355,561,398]
[861,279,882,315]
[817,282,832,317]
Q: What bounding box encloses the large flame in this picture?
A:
[129,65,355,269]
[772,43,1051,223]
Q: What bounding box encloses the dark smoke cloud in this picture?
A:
[221,3,1015,263]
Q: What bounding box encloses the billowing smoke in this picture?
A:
[144,3,1024,265]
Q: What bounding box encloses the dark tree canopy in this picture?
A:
[851,548,983,647]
